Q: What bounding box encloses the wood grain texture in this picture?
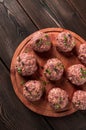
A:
[0,2,37,68]
[68,0,86,24]
[4,0,38,31]
[0,61,52,130]
[0,120,8,130]
[0,0,86,129]
[17,0,60,28]
[46,111,86,130]
[43,0,86,39]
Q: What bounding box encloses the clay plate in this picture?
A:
[10,28,86,117]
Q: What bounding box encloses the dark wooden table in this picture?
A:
[0,0,86,130]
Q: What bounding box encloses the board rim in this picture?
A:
[10,28,85,117]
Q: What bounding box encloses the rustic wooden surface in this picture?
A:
[0,0,86,130]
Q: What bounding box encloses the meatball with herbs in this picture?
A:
[44,58,64,81]
[48,88,69,111]
[72,90,86,110]
[23,80,44,101]
[31,31,52,52]
[78,43,86,65]
[16,53,37,76]
[67,64,86,86]
[56,32,76,52]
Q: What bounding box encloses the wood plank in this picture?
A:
[0,121,9,130]
[0,1,86,130]
[43,0,86,39]
[4,0,38,31]
[0,60,52,130]
[17,0,60,28]
[0,2,37,68]
[68,0,86,24]
[45,111,86,130]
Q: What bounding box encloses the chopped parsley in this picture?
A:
[17,68,22,73]
[57,63,64,69]
[63,35,71,47]
[36,39,43,46]
[53,63,64,72]
[40,79,49,86]
[59,97,63,102]
[20,81,25,85]
[80,68,86,78]
[45,34,48,38]
[64,35,67,43]
[46,69,51,74]
[45,41,51,45]
[54,67,58,72]
[42,80,47,86]
[55,104,60,109]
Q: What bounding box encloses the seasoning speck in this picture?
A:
[80,68,86,78]
[55,104,60,109]
[17,68,22,73]
[46,69,51,74]
[20,81,25,85]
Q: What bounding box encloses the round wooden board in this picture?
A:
[10,28,86,117]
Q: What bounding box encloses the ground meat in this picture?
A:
[72,90,86,110]
[48,88,69,111]
[16,53,37,76]
[31,31,52,52]
[67,64,86,86]
[78,43,86,65]
[23,80,44,101]
[56,32,76,52]
[44,58,64,81]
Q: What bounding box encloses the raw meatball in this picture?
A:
[31,31,52,52]
[23,80,44,101]
[16,53,37,76]
[48,88,69,111]
[78,43,86,65]
[56,32,76,52]
[72,90,86,110]
[44,58,64,81]
[67,64,86,86]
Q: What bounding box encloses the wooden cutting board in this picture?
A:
[10,28,86,117]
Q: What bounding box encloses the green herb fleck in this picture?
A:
[45,34,48,38]
[17,68,22,73]
[20,81,25,85]
[42,81,47,86]
[45,41,51,45]
[40,38,43,42]
[80,68,86,78]
[57,63,64,69]
[55,104,60,109]
[59,97,63,102]
[46,69,51,74]
[54,67,58,72]
[36,39,43,46]
[64,36,67,42]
